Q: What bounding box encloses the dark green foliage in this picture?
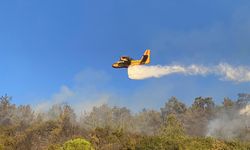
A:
[192,97,215,112]
[161,97,187,119]
[237,93,250,108]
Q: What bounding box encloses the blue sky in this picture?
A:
[0,0,250,111]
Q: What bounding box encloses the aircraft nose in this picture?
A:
[112,63,118,68]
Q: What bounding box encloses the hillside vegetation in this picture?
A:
[0,94,250,149]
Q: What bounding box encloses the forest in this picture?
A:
[0,93,250,150]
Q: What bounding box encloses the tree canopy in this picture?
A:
[0,94,250,149]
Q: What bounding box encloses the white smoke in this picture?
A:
[217,63,250,82]
[240,104,250,116]
[207,104,250,139]
[34,85,110,116]
[128,63,250,82]
[33,69,113,117]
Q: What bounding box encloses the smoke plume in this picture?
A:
[128,63,250,82]
[207,104,250,140]
[240,104,250,116]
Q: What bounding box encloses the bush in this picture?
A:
[61,138,94,150]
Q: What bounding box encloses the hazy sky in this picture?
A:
[0,0,250,112]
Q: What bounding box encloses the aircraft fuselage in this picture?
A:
[112,50,150,68]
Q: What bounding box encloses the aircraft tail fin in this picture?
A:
[140,49,150,64]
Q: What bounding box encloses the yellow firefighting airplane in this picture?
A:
[112,49,150,68]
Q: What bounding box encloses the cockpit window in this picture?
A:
[120,56,130,61]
